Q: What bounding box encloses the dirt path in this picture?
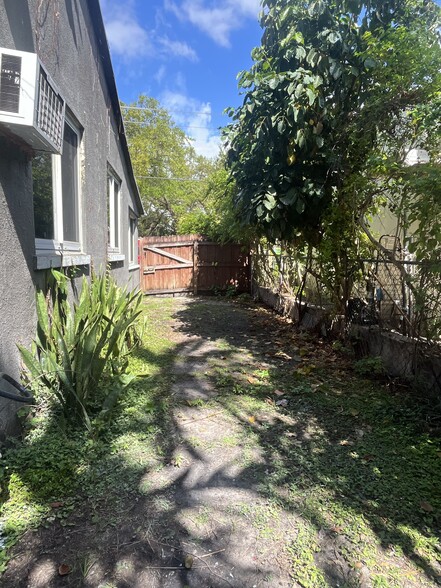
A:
[2,298,299,588]
[132,298,299,587]
[2,297,441,587]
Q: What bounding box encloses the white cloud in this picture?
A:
[154,65,167,85]
[159,37,199,61]
[105,16,151,58]
[165,0,260,47]
[101,0,151,58]
[235,0,261,17]
[102,0,198,64]
[160,90,220,159]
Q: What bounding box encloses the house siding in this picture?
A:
[0,0,142,437]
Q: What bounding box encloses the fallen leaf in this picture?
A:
[330,525,343,534]
[247,376,258,384]
[273,389,285,397]
[184,555,194,569]
[420,501,434,512]
[339,439,351,446]
[58,564,71,576]
[354,562,363,569]
[350,409,359,417]
[248,416,256,423]
[50,502,64,509]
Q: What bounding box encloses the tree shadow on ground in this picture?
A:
[173,298,441,586]
[1,297,441,587]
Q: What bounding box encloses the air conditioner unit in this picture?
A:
[0,48,65,153]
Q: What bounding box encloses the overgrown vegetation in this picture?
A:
[1,298,440,586]
[0,298,176,575]
[197,301,441,587]
[18,270,143,427]
[122,96,252,244]
[224,0,441,336]
[123,95,221,237]
[225,0,441,240]
[178,161,255,244]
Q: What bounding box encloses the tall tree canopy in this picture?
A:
[178,155,255,243]
[224,0,441,242]
[123,95,215,236]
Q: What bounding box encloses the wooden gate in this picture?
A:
[140,235,250,295]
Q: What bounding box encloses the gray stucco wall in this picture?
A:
[0,139,36,436]
[0,0,141,437]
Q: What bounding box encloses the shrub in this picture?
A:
[18,270,143,427]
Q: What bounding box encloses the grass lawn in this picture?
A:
[0,296,440,587]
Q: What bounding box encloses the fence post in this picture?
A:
[193,239,199,295]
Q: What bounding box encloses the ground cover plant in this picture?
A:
[0,297,440,587]
[0,297,176,576]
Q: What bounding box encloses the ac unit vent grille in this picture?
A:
[37,68,64,152]
[0,53,21,113]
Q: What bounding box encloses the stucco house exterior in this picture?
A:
[0,0,144,437]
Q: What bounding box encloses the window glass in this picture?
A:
[108,169,121,251]
[107,174,111,245]
[129,214,137,264]
[113,178,120,249]
[62,122,79,242]
[33,114,82,252]
[33,152,54,240]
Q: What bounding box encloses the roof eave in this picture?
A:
[86,0,145,216]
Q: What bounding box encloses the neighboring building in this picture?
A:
[367,148,430,329]
[0,0,144,437]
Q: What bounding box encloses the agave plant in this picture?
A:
[18,270,143,426]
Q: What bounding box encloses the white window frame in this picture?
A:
[108,167,121,254]
[128,208,138,267]
[34,114,82,258]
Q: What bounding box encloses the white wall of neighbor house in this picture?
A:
[0,0,142,437]
[369,148,430,246]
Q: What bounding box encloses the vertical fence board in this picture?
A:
[139,235,250,295]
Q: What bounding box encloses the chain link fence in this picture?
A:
[253,237,441,341]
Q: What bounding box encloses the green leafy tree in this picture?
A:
[178,156,255,243]
[224,0,441,242]
[124,95,214,236]
[225,0,441,313]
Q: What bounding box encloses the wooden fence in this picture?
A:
[140,235,251,295]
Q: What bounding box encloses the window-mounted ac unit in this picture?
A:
[0,48,65,154]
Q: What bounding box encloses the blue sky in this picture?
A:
[99,0,263,158]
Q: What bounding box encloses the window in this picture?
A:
[107,168,121,252]
[33,115,81,253]
[128,209,137,266]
